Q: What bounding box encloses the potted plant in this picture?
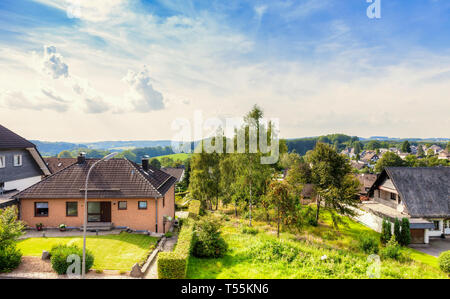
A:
[59,224,67,232]
[36,223,43,231]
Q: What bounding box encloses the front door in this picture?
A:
[101,202,111,222]
[88,202,111,222]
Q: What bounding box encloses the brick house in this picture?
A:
[14,155,177,233]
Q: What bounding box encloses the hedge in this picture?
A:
[157,219,194,279]
[188,200,201,219]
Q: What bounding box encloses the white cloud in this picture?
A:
[37,45,69,79]
[122,67,165,112]
[0,90,69,112]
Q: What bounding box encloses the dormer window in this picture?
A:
[390,193,396,200]
[13,154,22,166]
[0,156,5,168]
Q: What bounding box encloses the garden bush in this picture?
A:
[250,239,299,264]
[400,218,411,246]
[188,200,201,219]
[50,244,94,275]
[380,235,401,261]
[158,219,195,279]
[193,216,228,258]
[240,225,259,235]
[438,251,450,273]
[357,233,379,254]
[0,244,22,273]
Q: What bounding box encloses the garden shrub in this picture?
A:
[380,218,392,245]
[50,244,94,275]
[188,200,201,219]
[193,216,228,258]
[240,225,258,235]
[400,218,411,246]
[438,251,450,273]
[303,206,318,227]
[158,219,195,279]
[393,218,401,243]
[380,235,401,260]
[0,244,22,273]
[357,233,379,254]
[250,239,299,264]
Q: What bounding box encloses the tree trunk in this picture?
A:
[316,196,321,223]
[277,206,280,238]
[249,183,253,227]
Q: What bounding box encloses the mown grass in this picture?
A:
[187,210,446,279]
[18,232,158,271]
[154,153,191,162]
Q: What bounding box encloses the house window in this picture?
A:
[66,202,78,217]
[390,193,396,200]
[433,220,440,231]
[163,197,165,208]
[398,195,401,204]
[0,156,5,168]
[446,220,450,229]
[13,154,22,166]
[118,201,127,210]
[35,202,49,217]
[138,201,147,210]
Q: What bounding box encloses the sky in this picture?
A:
[0,0,449,142]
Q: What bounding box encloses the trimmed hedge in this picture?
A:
[158,219,194,279]
[188,200,201,219]
[438,251,450,273]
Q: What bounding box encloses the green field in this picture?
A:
[187,210,446,279]
[18,233,158,271]
[154,153,191,162]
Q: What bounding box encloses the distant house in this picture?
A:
[161,166,185,184]
[0,124,50,207]
[355,173,377,200]
[428,145,443,155]
[360,151,379,164]
[341,147,356,159]
[358,167,450,244]
[350,160,367,171]
[14,155,177,233]
[44,157,77,174]
[438,150,450,160]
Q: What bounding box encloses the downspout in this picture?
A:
[155,198,158,233]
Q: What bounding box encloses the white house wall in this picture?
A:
[4,175,41,191]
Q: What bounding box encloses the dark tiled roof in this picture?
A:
[161,167,185,183]
[15,159,177,200]
[0,124,35,149]
[370,167,450,218]
[44,158,77,174]
[356,173,378,194]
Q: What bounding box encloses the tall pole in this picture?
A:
[81,152,117,278]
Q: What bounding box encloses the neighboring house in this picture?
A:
[0,124,50,207]
[350,160,367,171]
[341,147,356,159]
[300,184,315,203]
[44,157,77,174]
[360,151,379,164]
[398,152,409,160]
[14,155,177,233]
[438,150,450,160]
[428,145,443,155]
[358,167,450,244]
[355,173,377,200]
[161,166,185,184]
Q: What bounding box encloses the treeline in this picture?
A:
[286,134,358,155]
[56,146,176,163]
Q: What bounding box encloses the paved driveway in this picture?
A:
[410,238,450,257]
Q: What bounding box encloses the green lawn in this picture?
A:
[154,153,191,162]
[187,210,446,279]
[18,233,158,271]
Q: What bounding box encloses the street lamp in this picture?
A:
[82,152,118,278]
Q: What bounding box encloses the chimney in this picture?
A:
[142,155,150,171]
[77,152,86,164]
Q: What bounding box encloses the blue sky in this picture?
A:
[0,0,449,141]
